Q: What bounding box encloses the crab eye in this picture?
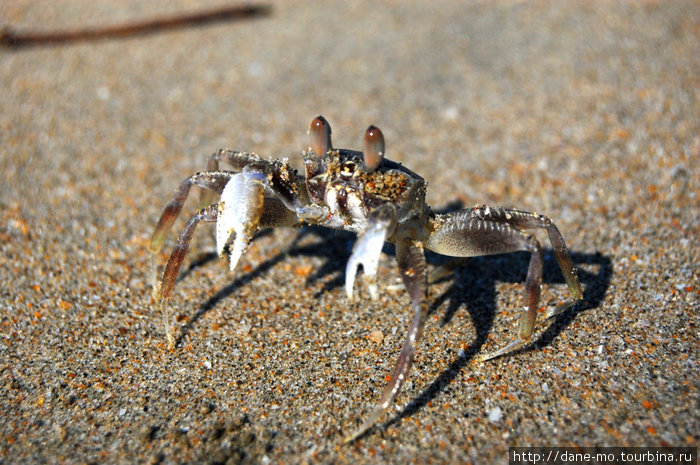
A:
[363,125,385,172]
[308,115,332,157]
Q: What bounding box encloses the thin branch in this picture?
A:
[1,3,271,49]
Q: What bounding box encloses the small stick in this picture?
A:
[1,3,271,49]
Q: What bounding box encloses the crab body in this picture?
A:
[150,116,583,442]
[306,149,426,231]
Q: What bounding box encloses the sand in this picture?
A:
[0,1,697,463]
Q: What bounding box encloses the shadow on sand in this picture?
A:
[163,200,611,434]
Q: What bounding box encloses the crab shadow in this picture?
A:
[377,247,612,435]
[173,227,353,345]
[171,202,612,432]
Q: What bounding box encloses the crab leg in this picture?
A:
[344,239,428,443]
[205,149,264,172]
[425,206,582,361]
[346,205,397,302]
[427,258,469,284]
[483,208,583,316]
[476,233,543,361]
[150,171,233,256]
[150,171,234,296]
[156,204,218,347]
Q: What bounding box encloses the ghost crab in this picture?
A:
[150,116,583,442]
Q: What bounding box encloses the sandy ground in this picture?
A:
[0,1,698,463]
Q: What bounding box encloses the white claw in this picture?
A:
[216,172,265,273]
[345,259,358,303]
[227,233,247,272]
[345,223,387,302]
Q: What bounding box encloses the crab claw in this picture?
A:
[362,125,385,172]
[308,115,332,156]
[216,170,265,272]
[345,205,397,302]
[345,225,385,302]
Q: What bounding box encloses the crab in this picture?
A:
[149,116,583,442]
